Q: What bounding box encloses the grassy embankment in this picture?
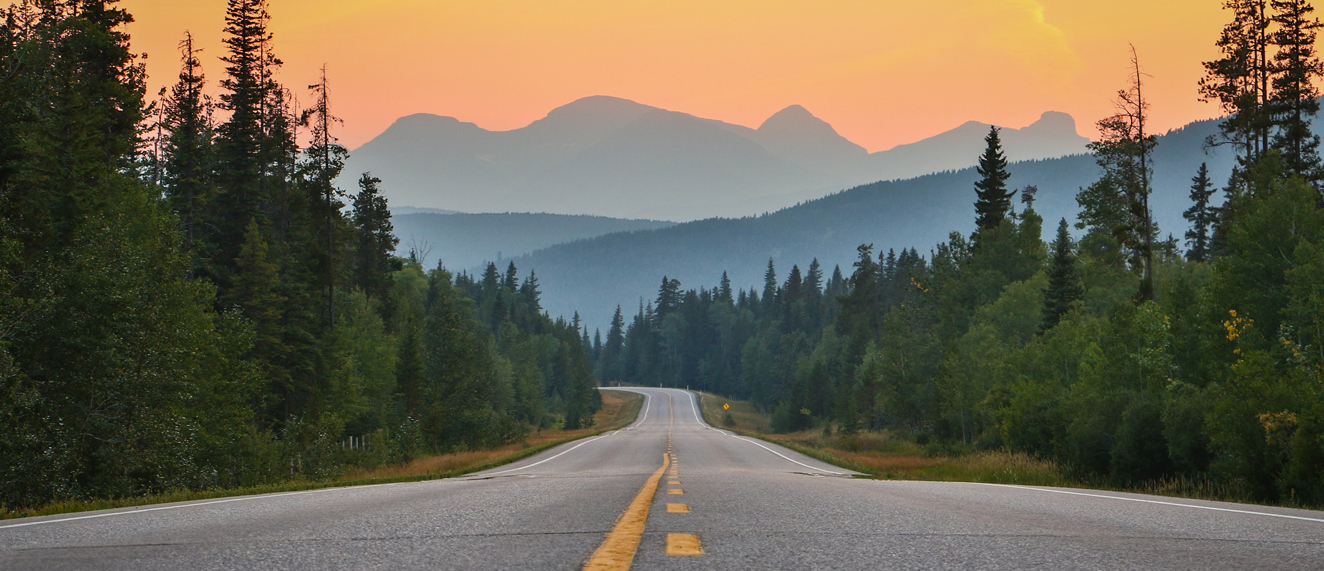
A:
[2,389,644,521]
[694,392,1275,505]
[695,391,1068,487]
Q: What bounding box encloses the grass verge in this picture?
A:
[695,391,1068,487]
[1,389,644,521]
[693,391,1322,508]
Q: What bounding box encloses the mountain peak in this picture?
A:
[1021,110,1081,137]
[759,104,834,134]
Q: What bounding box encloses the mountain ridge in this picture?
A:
[345,96,1091,221]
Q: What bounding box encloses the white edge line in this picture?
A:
[479,431,619,476]
[685,389,847,476]
[0,488,342,530]
[969,482,1324,524]
[479,387,660,476]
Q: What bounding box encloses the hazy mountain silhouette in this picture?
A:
[391,212,673,271]
[346,96,1091,221]
[510,115,1252,329]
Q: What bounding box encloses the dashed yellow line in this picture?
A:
[668,489,684,495]
[666,503,690,513]
[666,533,704,555]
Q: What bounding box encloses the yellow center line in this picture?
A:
[666,503,690,513]
[667,533,704,556]
[582,393,676,571]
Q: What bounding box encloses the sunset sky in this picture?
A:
[119,0,1230,152]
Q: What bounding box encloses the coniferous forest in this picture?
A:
[0,1,598,510]
[596,2,1324,505]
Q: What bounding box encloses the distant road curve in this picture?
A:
[1,388,1320,570]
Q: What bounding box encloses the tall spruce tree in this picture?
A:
[1041,218,1084,333]
[718,271,733,304]
[300,65,348,327]
[1269,0,1324,179]
[1184,163,1218,262]
[1202,0,1274,164]
[211,0,279,286]
[974,126,1014,232]
[350,173,398,304]
[761,259,778,315]
[160,31,213,255]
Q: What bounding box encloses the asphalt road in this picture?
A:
[2,387,1322,570]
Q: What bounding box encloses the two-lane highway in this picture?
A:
[3,387,1322,569]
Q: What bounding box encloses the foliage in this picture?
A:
[0,1,599,511]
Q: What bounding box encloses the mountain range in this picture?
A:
[346,96,1091,221]
[509,116,1253,329]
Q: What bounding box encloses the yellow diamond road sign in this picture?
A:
[723,404,730,410]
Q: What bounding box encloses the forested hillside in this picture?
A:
[521,114,1257,328]
[0,0,598,511]
[590,4,1324,505]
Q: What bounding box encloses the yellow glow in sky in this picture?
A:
[119,0,1228,151]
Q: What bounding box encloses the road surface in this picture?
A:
[2,387,1321,569]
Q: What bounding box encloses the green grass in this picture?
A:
[1,390,644,521]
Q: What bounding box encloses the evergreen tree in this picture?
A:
[656,276,682,320]
[159,31,213,255]
[974,126,1014,232]
[1201,0,1273,164]
[210,0,280,287]
[1184,163,1218,262]
[504,261,519,292]
[1269,0,1324,178]
[1041,218,1083,333]
[350,173,398,304]
[718,271,733,304]
[762,259,778,315]
[299,65,349,327]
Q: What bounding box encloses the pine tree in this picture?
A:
[1201,0,1273,164]
[974,126,1014,231]
[1041,218,1083,333]
[503,261,518,291]
[1184,163,1218,262]
[211,0,280,286]
[519,271,541,311]
[229,219,289,419]
[762,259,778,315]
[656,276,682,320]
[350,173,398,304]
[160,31,213,255]
[805,259,824,296]
[1269,0,1324,178]
[299,64,349,327]
[718,271,733,304]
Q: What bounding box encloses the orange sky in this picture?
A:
[116,0,1229,152]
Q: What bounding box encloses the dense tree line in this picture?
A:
[0,0,596,510]
[604,0,1324,505]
